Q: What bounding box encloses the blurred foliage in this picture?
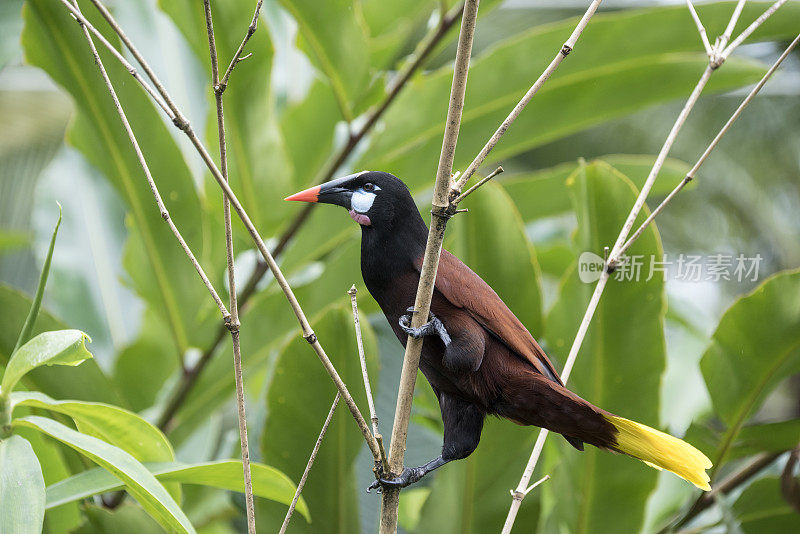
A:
[1,0,799,532]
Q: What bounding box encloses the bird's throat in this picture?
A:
[349,209,371,226]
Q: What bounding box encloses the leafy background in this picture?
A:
[1,0,800,532]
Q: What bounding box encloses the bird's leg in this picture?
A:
[399,306,451,346]
[367,393,484,494]
[367,456,449,493]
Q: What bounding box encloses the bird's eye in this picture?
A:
[363,183,375,192]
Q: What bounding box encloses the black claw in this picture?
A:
[398,309,451,347]
[366,467,426,494]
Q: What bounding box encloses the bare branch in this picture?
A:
[279,394,340,534]
[65,0,381,461]
[722,0,788,60]
[348,287,380,436]
[202,1,256,531]
[219,0,265,92]
[720,0,748,48]
[686,0,714,56]
[453,0,602,192]
[452,165,503,204]
[380,2,480,532]
[617,33,800,258]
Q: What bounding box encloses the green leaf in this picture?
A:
[1,330,91,396]
[0,435,45,534]
[502,155,692,223]
[358,2,800,184]
[734,477,800,533]
[700,269,800,473]
[258,306,378,533]
[10,391,173,463]
[46,460,309,522]
[278,0,371,120]
[22,0,214,356]
[12,203,60,355]
[544,162,666,534]
[13,415,195,534]
[0,285,120,405]
[450,181,544,333]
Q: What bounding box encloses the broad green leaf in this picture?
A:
[450,181,544,333]
[10,390,181,503]
[502,155,692,223]
[1,330,91,396]
[23,0,214,356]
[416,418,541,534]
[358,2,800,184]
[544,162,666,534]
[734,477,800,533]
[12,203,60,354]
[46,460,309,522]
[14,426,82,534]
[258,306,378,533]
[685,418,800,464]
[360,0,438,70]
[278,0,371,120]
[0,285,120,405]
[14,416,195,534]
[0,435,45,534]
[700,269,800,473]
[10,392,173,463]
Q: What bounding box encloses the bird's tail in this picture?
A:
[605,414,712,491]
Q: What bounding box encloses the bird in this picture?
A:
[285,171,711,492]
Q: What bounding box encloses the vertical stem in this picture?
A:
[279,394,341,534]
[202,2,255,532]
[349,286,380,438]
[380,2,480,532]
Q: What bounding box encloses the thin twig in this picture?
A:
[722,0,787,59]
[720,0,748,49]
[218,0,264,93]
[502,3,789,531]
[155,1,467,432]
[452,166,504,204]
[617,33,800,258]
[68,0,381,462]
[453,0,603,192]
[279,394,340,534]
[347,284,389,472]
[686,0,714,56]
[66,1,229,326]
[202,2,256,532]
[380,2,480,532]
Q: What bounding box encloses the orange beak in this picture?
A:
[284,185,321,203]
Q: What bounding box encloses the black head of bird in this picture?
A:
[286,171,712,494]
[285,171,420,233]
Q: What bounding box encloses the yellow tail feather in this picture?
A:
[605,415,712,491]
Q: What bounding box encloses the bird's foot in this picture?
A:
[367,466,426,494]
[399,307,451,346]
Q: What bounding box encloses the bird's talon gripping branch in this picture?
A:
[399,307,451,346]
[367,466,426,494]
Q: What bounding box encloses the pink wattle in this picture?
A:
[349,210,371,226]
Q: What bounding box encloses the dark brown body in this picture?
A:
[360,206,616,459]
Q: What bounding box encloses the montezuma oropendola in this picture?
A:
[286,171,711,492]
